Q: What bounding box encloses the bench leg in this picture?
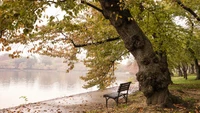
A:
[105,97,118,107]
[104,97,123,107]
[126,95,128,104]
[116,98,119,106]
[122,94,128,104]
[105,97,109,108]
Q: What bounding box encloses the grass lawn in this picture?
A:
[88,75,200,113]
[170,75,200,90]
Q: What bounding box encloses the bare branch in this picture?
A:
[175,0,200,21]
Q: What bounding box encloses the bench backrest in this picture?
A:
[117,82,131,93]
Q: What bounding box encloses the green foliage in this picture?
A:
[127,0,200,70]
[19,96,28,104]
[1,0,200,89]
[78,9,128,89]
[0,1,40,31]
[81,40,127,89]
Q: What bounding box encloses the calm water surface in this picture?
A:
[0,69,133,109]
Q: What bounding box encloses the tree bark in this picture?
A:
[181,63,188,80]
[152,33,172,84]
[188,48,200,80]
[194,58,200,80]
[189,64,195,74]
[177,64,183,76]
[156,51,173,84]
[99,0,173,107]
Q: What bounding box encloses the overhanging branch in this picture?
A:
[81,0,104,14]
[75,37,121,47]
[175,0,200,21]
[72,36,121,47]
[60,32,120,47]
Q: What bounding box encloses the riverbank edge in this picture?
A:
[0,86,116,109]
[0,83,138,113]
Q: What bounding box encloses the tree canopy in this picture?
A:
[0,0,200,89]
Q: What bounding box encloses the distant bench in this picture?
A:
[103,82,132,107]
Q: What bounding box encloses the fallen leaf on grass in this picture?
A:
[27,108,31,112]
[174,104,186,109]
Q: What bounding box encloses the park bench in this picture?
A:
[103,82,132,107]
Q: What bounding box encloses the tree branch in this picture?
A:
[0,30,3,38]
[60,32,120,47]
[81,0,103,14]
[74,37,121,47]
[175,0,200,21]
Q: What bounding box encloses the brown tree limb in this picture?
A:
[81,0,103,13]
[80,0,110,19]
[72,37,121,47]
[0,30,3,38]
[175,0,200,21]
[60,32,120,48]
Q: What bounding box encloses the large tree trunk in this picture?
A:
[194,58,200,80]
[177,64,183,76]
[189,64,195,74]
[99,0,173,107]
[152,33,172,84]
[156,51,173,84]
[188,48,200,80]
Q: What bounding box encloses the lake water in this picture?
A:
[0,69,134,109]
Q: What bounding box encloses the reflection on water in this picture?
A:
[0,69,133,109]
